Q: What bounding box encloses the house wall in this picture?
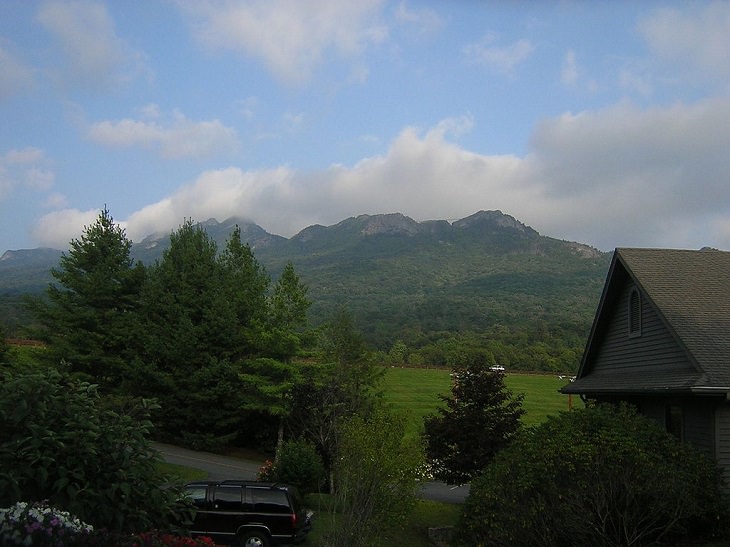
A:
[633,397,715,455]
[591,283,691,375]
[715,404,730,486]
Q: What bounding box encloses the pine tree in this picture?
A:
[32,207,144,390]
[266,262,311,361]
[423,353,524,484]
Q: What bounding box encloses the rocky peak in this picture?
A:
[452,210,532,234]
[358,213,420,236]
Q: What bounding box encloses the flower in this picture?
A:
[0,501,93,546]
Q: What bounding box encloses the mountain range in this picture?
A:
[0,210,611,354]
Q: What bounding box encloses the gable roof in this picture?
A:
[564,247,730,395]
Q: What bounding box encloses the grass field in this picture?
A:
[382,367,573,437]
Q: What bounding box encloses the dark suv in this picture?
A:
[183,480,313,547]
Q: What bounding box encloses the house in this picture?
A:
[562,247,730,479]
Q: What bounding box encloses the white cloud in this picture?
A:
[32,208,100,249]
[0,148,55,201]
[0,46,35,99]
[108,116,528,244]
[394,1,444,36]
[42,192,68,209]
[524,97,730,249]
[463,33,534,73]
[86,108,239,159]
[33,98,730,252]
[24,167,55,191]
[639,2,730,86]
[37,0,151,90]
[4,147,44,164]
[177,0,387,85]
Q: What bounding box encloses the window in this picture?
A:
[251,488,290,513]
[213,485,243,510]
[185,486,207,508]
[628,287,642,337]
[666,405,683,441]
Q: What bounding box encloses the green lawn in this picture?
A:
[381,367,573,437]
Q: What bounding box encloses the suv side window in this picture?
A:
[213,485,243,510]
[185,486,208,509]
[251,488,290,514]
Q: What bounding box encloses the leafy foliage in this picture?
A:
[423,354,524,484]
[0,367,188,533]
[321,407,423,547]
[258,439,325,496]
[456,403,730,547]
[288,308,383,487]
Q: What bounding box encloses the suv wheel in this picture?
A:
[240,530,270,547]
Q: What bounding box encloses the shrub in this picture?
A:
[456,403,729,547]
[321,408,423,547]
[0,367,189,533]
[260,439,325,495]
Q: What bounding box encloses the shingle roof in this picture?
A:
[564,247,730,394]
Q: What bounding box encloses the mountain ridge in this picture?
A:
[0,210,610,361]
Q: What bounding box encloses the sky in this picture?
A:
[1,1,730,253]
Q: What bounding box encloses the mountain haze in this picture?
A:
[0,211,610,359]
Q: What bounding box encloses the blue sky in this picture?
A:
[1,1,730,253]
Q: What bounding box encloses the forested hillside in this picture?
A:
[0,210,611,371]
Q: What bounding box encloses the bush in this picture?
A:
[456,403,729,547]
[321,408,423,547]
[0,367,190,533]
[258,439,325,495]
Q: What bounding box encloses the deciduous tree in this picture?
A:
[322,407,423,547]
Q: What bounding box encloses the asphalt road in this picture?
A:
[153,442,469,504]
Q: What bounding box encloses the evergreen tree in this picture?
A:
[134,221,250,445]
[31,207,144,390]
[423,353,524,484]
[138,219,227,375]
[219,226,271,358]
[267,262,311,361]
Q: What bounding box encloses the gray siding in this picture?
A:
[684,403,715,455]
[716,405,730,485]
[591,282,692,375]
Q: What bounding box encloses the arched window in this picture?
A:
[628,287,642,337]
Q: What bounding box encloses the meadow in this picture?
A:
[381,366,574,437]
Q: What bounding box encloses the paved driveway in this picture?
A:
[153,442,469,503]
